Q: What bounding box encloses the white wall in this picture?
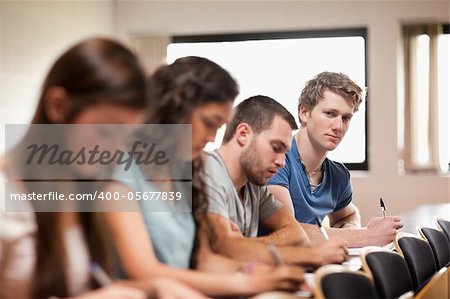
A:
[114,1,450,222]
[0,1,115,125]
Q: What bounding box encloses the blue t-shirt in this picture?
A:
[267,137,352,224]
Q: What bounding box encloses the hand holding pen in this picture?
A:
[312,219,348,265]
[365,198,404,246]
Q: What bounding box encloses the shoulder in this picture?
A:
[281,140,298,167]
[277,140,300,173]
[267,149,298,186]
[203,151,222,167]
[203,151,228,179]
[325,159,351,178]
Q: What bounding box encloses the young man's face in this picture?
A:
[240,115,293,186]
[300,90,354,152]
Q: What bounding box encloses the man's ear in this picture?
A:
[44,87,72,123]
[235,123,252,147]
[299,105,310,125]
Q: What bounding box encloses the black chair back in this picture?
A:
[363,248,414,299]
[315,265,378,299]
[436,218,450,241]
[419,227,450,269]
[395,233,437,291]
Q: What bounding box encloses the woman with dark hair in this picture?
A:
[0,38,204,299]
[104,56,305,297]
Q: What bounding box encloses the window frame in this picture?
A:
[445,24,450,171]
[172,27,369,171]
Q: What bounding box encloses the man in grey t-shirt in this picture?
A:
[204,150,282,238]
[202,96,348,267]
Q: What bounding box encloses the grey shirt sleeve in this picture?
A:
[256,185,282,221]
[204,173,230,219]
[203,153,231,220]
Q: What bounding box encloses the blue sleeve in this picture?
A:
[334,169,353,212]
[267,161,290,189]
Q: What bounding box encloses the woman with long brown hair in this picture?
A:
[0,38,204,299]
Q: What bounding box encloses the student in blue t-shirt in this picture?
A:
[268,72,403,247]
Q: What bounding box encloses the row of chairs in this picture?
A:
[315,217,450,299]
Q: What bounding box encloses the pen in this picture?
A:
[380,198,386,218]
[316,216,329,240]
[266,244,284,266]
[90,262,113,286]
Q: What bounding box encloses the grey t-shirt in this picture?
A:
[203,150,282,237]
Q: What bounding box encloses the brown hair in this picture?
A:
[7,37,146,298]
[145,56,238,124]
[298,71,363,125]
[223,95,298,144]
[32,38,146,124]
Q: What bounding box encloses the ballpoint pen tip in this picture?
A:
[379,198,385,208]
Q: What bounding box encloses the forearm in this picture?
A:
[330,212,361,228]
[148,264,254,296]
[214,236,319,267]
[114,280,158,297]
[277,246,326,267]
[119,250,255,297]
[196,250,241,273]
[328,203,362,229]
[301,223,369,247]
[256,224,310,247]
[213,236,278,263]
[194,223,244,273]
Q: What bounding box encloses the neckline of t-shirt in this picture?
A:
[292,140,329,193]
